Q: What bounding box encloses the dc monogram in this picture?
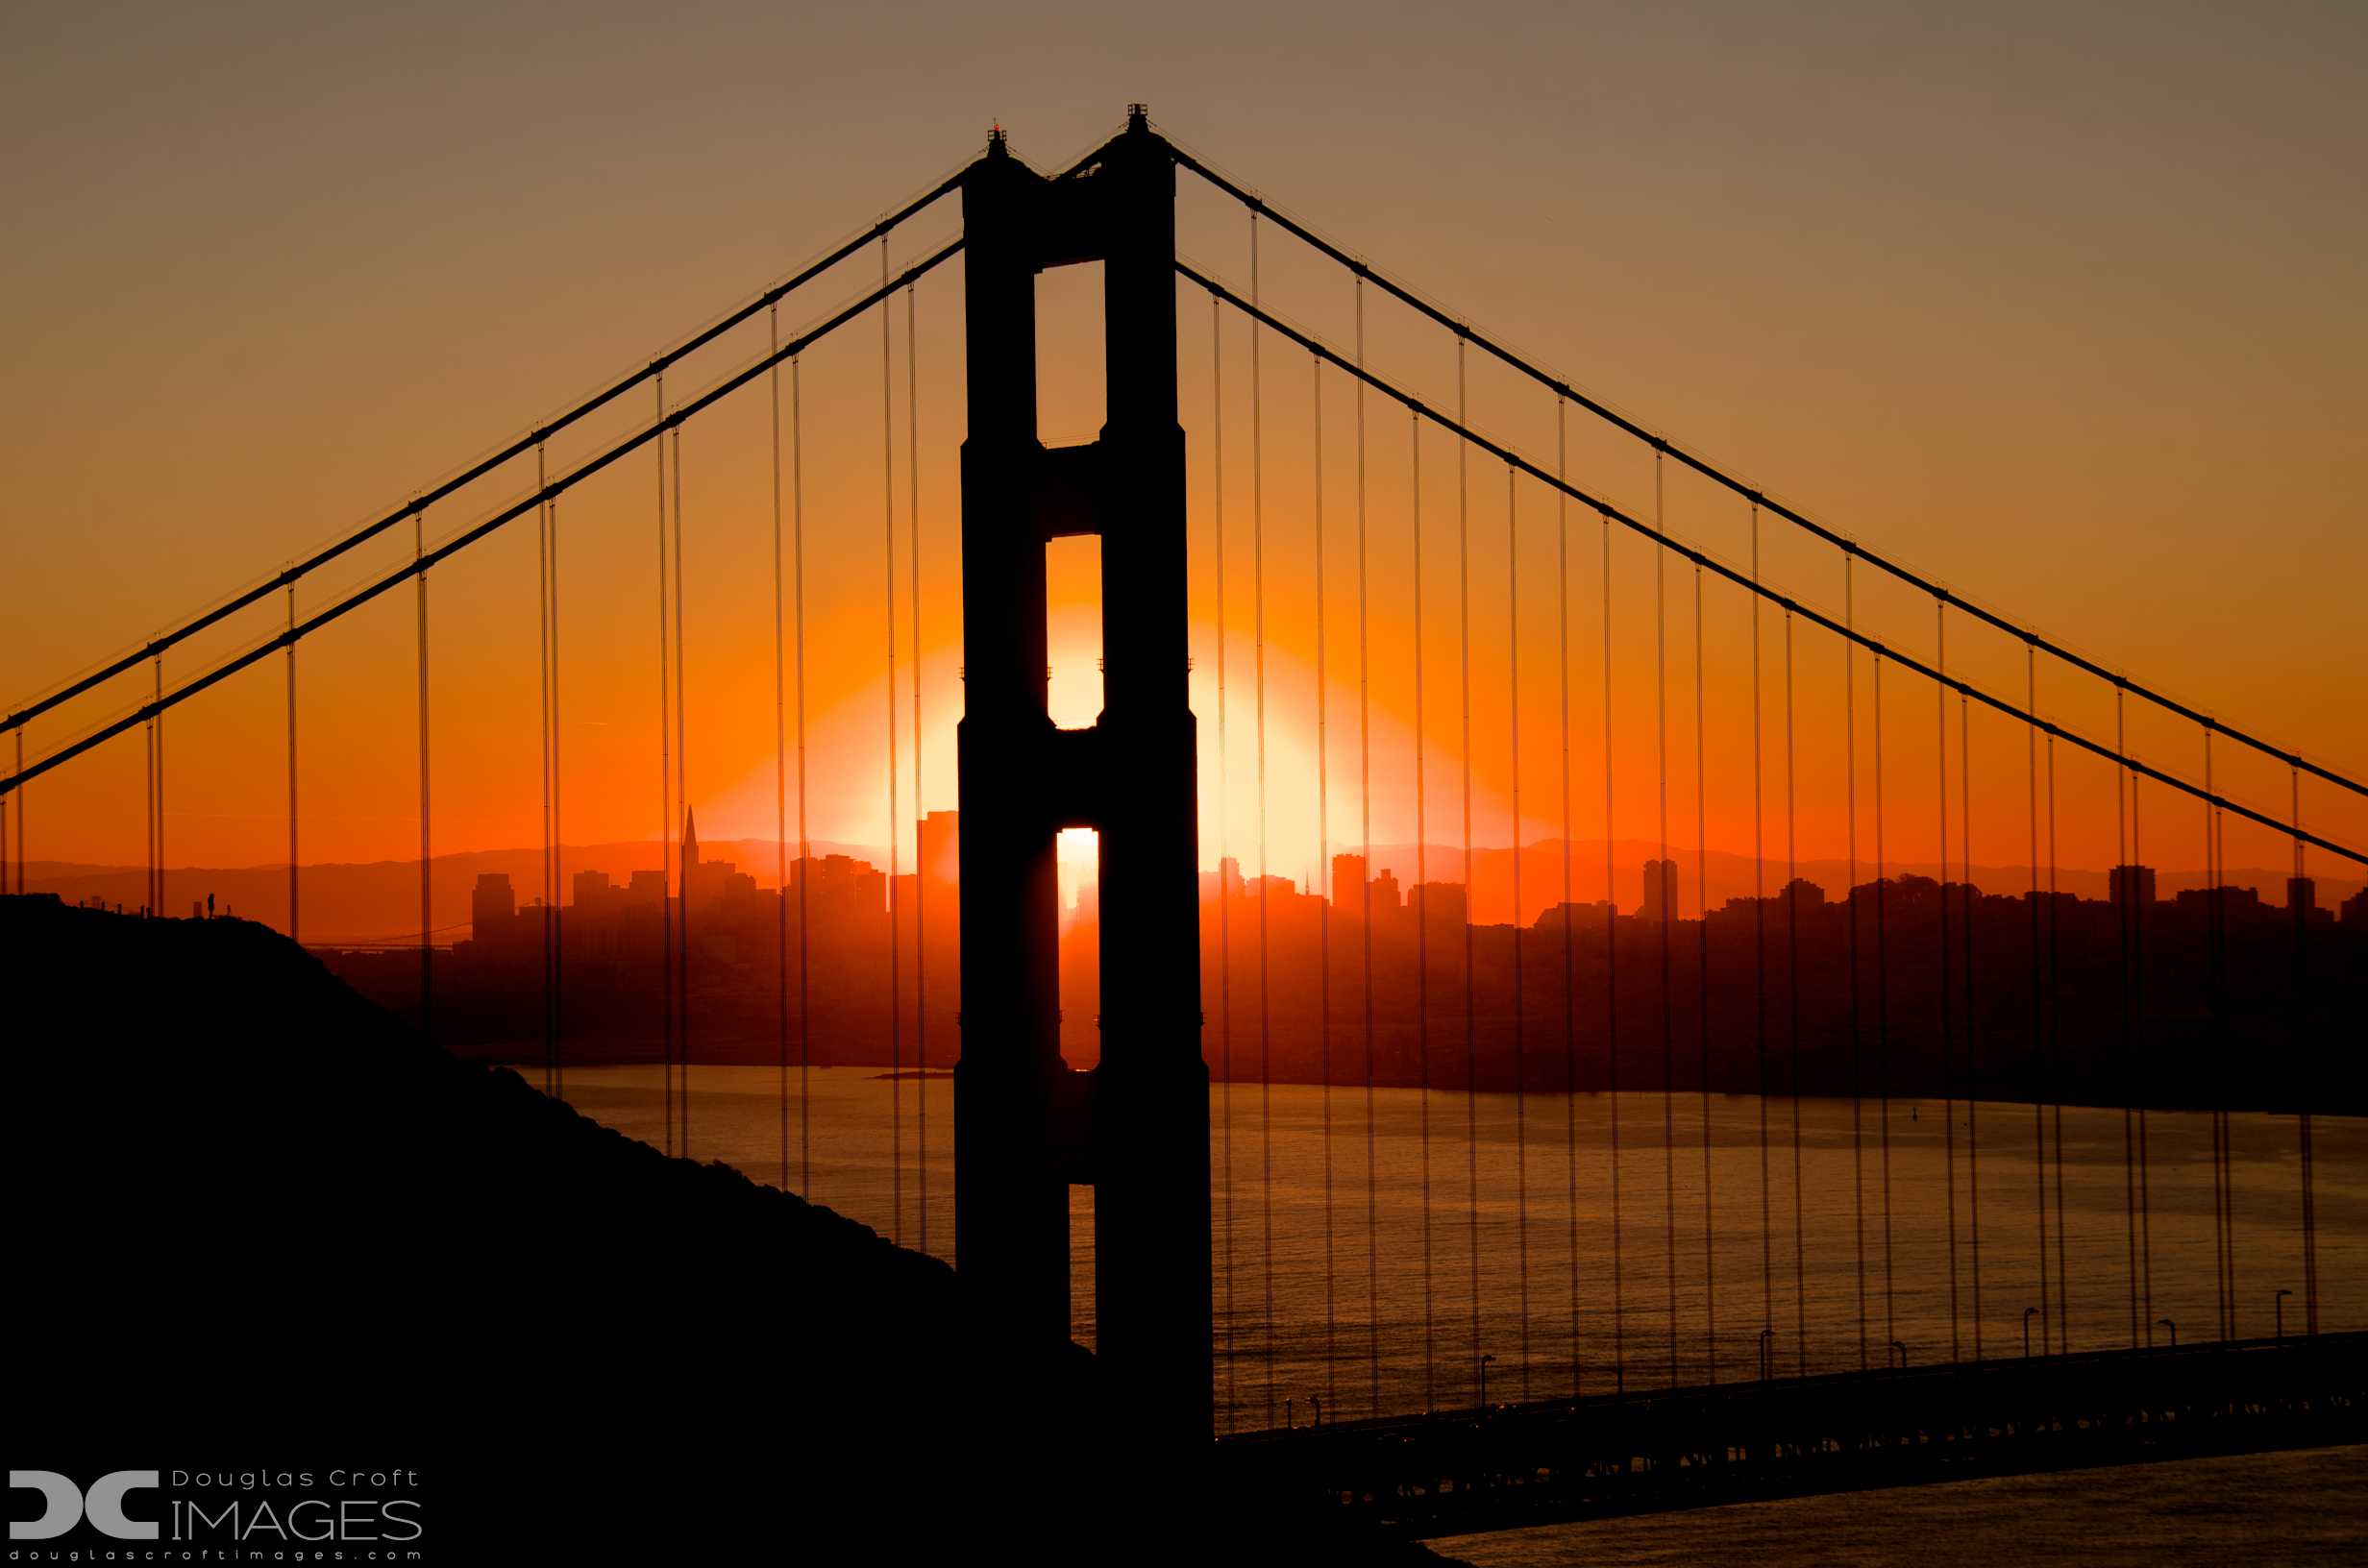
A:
[9,1470,158,1540]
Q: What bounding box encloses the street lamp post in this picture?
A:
[1759,1328,1776,1383]
[2277,1288,2293,1341]
[2024,1307,2041,1359]
[2158,1318,2177,1348]
[1890,1340,1908,1369]
[1479,1354,1496,1414]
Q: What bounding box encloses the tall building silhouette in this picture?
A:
[2109,864,2158,905]
[1641,857,1678,921]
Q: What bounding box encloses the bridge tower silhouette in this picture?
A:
[957,108,1208,1433]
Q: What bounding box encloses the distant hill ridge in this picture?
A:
[24,839,2355,941]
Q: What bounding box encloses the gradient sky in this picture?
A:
[6,2,2362,887]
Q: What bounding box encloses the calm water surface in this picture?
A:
[547,1067,2362,1560]
[547,1066,2362,1434]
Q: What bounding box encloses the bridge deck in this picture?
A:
[1218,1334,2366,1539]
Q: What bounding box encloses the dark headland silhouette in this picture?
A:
[4,894,1455,1563]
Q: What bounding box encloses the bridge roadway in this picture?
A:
[1216,1333,2365,1540]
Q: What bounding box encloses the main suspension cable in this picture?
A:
[1165,152,2363,801]
[6,248,964,798]
[1171,268,2367,866]
[5,178,981,741]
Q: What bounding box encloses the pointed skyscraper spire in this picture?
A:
[682,806,700,872]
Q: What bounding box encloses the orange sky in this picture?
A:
[7,5,2362,897]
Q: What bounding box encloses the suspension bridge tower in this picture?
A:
[956,108,1209,1435]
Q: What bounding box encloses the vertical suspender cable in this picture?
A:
[143,659,153,913]
[1559,405,1579,1396]
[415,514,432,1044]
[656,381,675,1157]
[1787,609,1807,1372]
[2119,688,2139,1345]
[286,585,299,946]
[1964,687,1982,1357]
[673,426,690,1160]
[1249,215,1275,1425]
[1694,561,1714,1382]
[909,281,927,1251]
[536,451,554,1094]
[2133,753,2151,1336]
[1603,507,1623,1388]
[2027,646,2046,1351]
[537,447,556,1096]
[1656,453,1677,1387]
[882,238,901,1244]
[1845,552,1866,1370]
[772,308,791,1192]
[1940,603,1960,1360]
[1754,507,1772,1366]
[794,356,811,1196]
[1212,293,1234,1428]
[1458,340,1481,1400]
[1510,462,1529,1399]
[2047,725,2066,1347]
[2205,729,2223,1337]
[2294,768,2318,1335]
[2207,727,2232,1339]
[1356,283,1380,1417]
[548,477,564,1100]
[151,655,163,917]
[1414,409,1433,1412]
[1876,650,1894,1355]
[1314,351,1336,1407]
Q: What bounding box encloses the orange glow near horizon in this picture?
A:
[10,233,2363,920]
